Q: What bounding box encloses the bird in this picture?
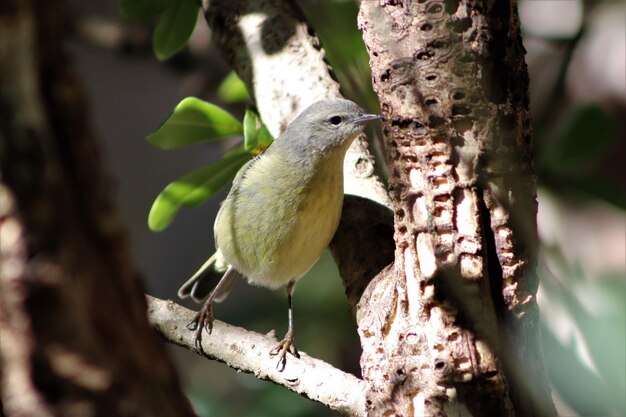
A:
[178,98,379,371]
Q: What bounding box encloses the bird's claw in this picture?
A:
[189,304,214,349]
[270,332,299,372]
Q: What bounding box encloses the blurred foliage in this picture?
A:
[152,0,198,60]
[118,0,168,19]
[547,104,618,173]
[521,1,626,416]
[217,71,250,103]
[537,103,625,209]
[540,246,626,416]
[118,0,199,60]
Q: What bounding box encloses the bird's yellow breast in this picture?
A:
[214,150,345,288]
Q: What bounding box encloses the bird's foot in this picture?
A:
[187,303,214,349]
[270,330,300,372]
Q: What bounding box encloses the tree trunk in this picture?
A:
[0,1,196,416]
[357,0,556,415]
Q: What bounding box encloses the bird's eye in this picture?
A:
[329,115,342,125]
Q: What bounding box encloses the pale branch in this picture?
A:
[147,296,367,417]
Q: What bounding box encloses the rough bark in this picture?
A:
[357,1,556,416]
[0,1,196,416]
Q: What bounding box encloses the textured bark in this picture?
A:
[357,1,555,416]
[0,1,196,416]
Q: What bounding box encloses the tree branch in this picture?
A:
[147,296,367,417]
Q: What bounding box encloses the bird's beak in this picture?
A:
[353,113,381,124]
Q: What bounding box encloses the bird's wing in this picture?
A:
[213,154,262,244]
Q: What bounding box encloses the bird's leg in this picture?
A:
[270,281,300,372]
[187,266,235,349]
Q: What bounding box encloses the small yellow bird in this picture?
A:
[178,98,379,370]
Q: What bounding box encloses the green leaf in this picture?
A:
[548,104,619,175]
[147,97,243,149]
[118,0,169,19]
[152,0,199,61]
[257,124,273,149]
[243,110,273,153]
[217,71,249,103]
[148,151,251,231]
[243,110,258,153]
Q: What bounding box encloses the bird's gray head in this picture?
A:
[275,98,379,159]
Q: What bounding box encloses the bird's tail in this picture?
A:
[177,251,240,303]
